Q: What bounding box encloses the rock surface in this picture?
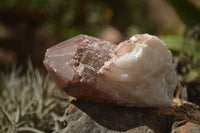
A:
[171,121,200,133]
[60,99,200,133]
[44,34,177,107]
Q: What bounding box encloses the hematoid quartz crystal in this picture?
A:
[43,34,177,107]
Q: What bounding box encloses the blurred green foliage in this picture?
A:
[166,0,200,79]
[166,0,200,29]
[160,35,183,55]
[0,0,154,39]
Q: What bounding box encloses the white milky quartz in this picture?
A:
[98,34,177,107]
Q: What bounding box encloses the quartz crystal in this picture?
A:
[43,34,177,107]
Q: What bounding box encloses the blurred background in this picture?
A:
[0,0,200,132]
[0,0,199,70]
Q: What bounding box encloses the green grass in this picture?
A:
[0,63,71,133]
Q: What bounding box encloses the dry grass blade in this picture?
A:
[0,63,70,132]
[0,106,15,126]
[15,103,21,123]
[17,127,45,133]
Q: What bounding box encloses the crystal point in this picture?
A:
[44,34,177,107]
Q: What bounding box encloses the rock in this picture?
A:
[43,34,177,107]
[171,121,200,133]
[61,100,171,133]
[158,98,200,123]
[60,99,200,133]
